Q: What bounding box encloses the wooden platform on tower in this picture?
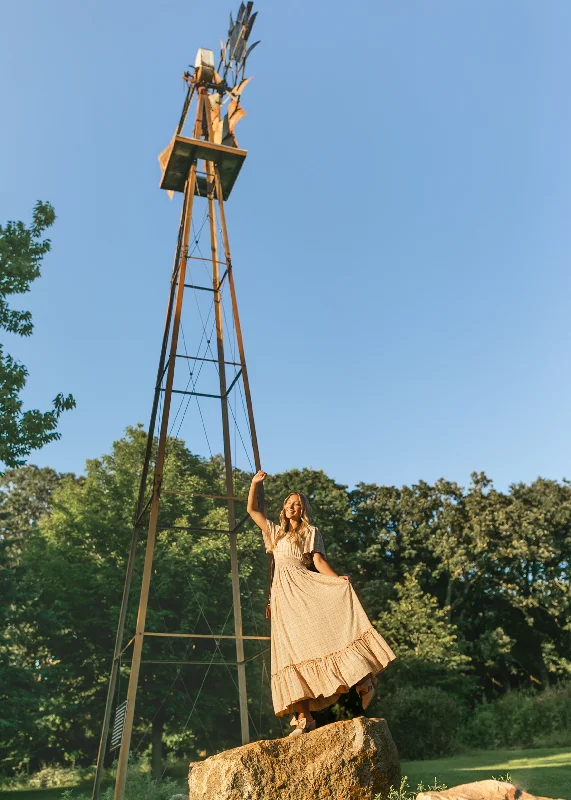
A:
[160,136,247,199]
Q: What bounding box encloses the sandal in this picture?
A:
[288,714,316,737]
[356,675,377,711]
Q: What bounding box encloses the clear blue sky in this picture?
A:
[1,0,571,492]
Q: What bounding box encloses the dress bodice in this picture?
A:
[263,519,326,566]
[273,532,305,566]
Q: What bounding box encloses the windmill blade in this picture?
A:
[243,1,254,23]
[228,16,241,60]
[221,2,260,88]
[245,40,260,60]
[244,11,257,41]
[235,11,257,64]
[235,35,247,62]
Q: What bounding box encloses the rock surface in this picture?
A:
[416,779,564,800]
[188,716,400,800]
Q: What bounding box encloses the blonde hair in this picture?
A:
[274,492,313,550]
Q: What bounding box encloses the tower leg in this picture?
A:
[92,189,191,800]
[213,166,263,474]
[113,165,197,800]
[206,155,250,745]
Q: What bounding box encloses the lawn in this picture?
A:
[402,747,571,798]
[1,747,569,799]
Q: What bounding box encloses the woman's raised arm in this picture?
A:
[247,470,268,531]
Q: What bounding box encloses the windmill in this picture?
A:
[92,6,265,799]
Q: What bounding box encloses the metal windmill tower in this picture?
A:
[92,6,264,799]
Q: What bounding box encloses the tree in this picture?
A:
[3,440,571,772]
[0,466,73,773]
[462,475,571,686]
[351,472,571,694]
[374,569,474,703]
[376,570,469,668]
[10,427,272,770]
[0,202,75,469]
[0,465,68,566]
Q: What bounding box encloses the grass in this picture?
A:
[402,747,571,798]
[1,747,569,799]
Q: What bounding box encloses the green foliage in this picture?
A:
[459,683,571,750]
[376,570,470,669]
[0,202,75,469]
[0,427,278,771]
[2,432,571,769]
[350,473,571,692]
[0,465,65,552]
[104,770,182,800]
[0,466,75,774]
[0,201,55,336]
[491,772,513,783]
[371,570,475,709]
[381,686,463,760]
[379,775,448,800]
[57,758,184,800]
[0,765,93,792]
[27,766,93,789]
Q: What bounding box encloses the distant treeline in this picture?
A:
[1,425,570,771]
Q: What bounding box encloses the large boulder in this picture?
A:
[188,716,400,800]
[416,779,564,800]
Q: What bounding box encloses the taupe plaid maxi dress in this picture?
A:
[263,519,396,717]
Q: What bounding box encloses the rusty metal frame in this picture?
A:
[175,354,242,367]
[92,179,193,800]
[144,632,269,641]
[122,650,270,667]
[94,56,266,800]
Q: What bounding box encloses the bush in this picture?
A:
[0,765,94,791]
[458,702,500,750]
[28,766,92,788]
[381,686,463,760]
[531,682,571,742]
[459,682,571,750]
[380,659,476,706]
[61,759,184,800]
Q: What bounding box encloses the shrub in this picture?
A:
[458,702,501,750]
[374,775,448,800]
[380,659,476,706]
[459,682,571,750]
[381,686,463,760]
[57,758,184,800]
[531,682,571,741]
[25,765,93,789]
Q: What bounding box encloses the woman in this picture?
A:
[247,470,396,737]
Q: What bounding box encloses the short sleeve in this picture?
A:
[304,525,326,557]
[262,519,279,553]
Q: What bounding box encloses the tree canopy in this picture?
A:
[0,202,75,470]
[0,429,570,772]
